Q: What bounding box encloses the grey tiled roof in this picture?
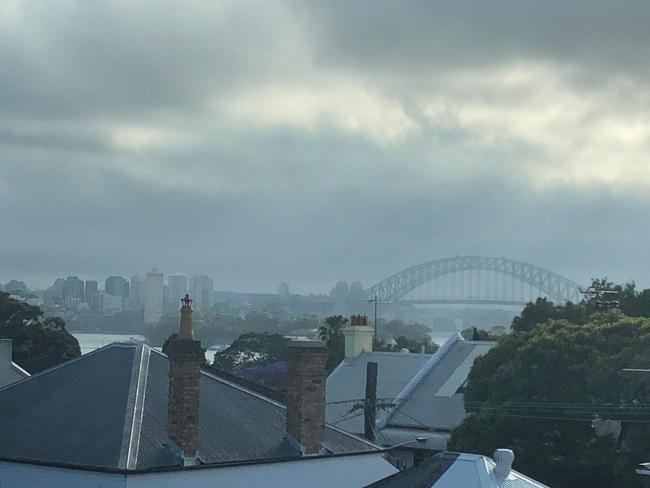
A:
[0,343,376,470]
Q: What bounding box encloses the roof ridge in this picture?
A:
[380,333,463,427]
[124,344,151,469]
[10,360,30,377]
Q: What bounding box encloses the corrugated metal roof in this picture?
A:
[0,343,138,468]
[326,351,431,434]
[386,340,495,431]
[326,337,495,436]
[0,342,377,471]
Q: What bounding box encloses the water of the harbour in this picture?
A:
[72,332,227,363]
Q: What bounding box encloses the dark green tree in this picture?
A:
[449,315,650,488]
[318,315,348,372]
[212,332,288,372]
[0,292,80,373]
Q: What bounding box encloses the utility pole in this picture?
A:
[364,361,378,442]
[360,295,385,346]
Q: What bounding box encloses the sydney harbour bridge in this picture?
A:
[366,256,583,306]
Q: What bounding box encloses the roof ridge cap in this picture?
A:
[121,344,151,470]
[379,334,462,427]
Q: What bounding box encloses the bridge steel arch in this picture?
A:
[367,256,583,304]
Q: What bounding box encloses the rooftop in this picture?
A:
[0,342,377,470]
[325,334,495,438]
[326,350,430,434]
[365,452,550,488]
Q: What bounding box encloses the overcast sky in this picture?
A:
[2,0,650,293]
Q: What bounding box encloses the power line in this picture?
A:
[330,411,364,427]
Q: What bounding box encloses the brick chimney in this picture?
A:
[286,340,328,455]
[342,314,374,358]
[167,294,203,465]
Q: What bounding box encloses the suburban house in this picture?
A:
[0,339,30,388]
[365,449,550,488]
[0,297,397,487]
[326,315,495,466]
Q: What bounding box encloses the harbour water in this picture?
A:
[72,332,227,363]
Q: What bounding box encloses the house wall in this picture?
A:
[129,454,397,488]
[0,454,397,488]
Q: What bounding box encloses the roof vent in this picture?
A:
[493,449,514,478]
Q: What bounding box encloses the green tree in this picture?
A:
[449,315,650,488]
[212,332,288,372]
[318,315,348,372]
[511,297,589,332]
[0,292,80,373]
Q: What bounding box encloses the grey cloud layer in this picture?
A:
[1,0,649,291]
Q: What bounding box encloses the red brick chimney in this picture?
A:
[286,340,328,455]
[167,294,203,465]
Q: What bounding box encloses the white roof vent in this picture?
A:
[493,449,514,478]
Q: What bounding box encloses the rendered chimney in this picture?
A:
[167,294,203,465]
[286,340,328,455]
[342,314,374,358]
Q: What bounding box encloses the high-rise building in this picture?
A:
[168,273,187,307]
[63,276,84,301]
[84,280,98,298]
[84,280,98,308]
[105,276,129,298]
[45,278,66,307]
[330,281,350,314]
[144,269,164,325]
[189,274,213,312]
[51,278,65,298]
[129,275,144,310]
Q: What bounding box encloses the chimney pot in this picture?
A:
[493,449,514,478]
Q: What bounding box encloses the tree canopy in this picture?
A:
[450,313,650,487]
[212,332,289,373]
[0,292,80,373]
[318,315,347,372]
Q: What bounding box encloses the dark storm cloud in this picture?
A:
[297,1,650,81]
[1,0,650,292]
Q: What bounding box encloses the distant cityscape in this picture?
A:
[0,272,367,318]
[0,271,516,335]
